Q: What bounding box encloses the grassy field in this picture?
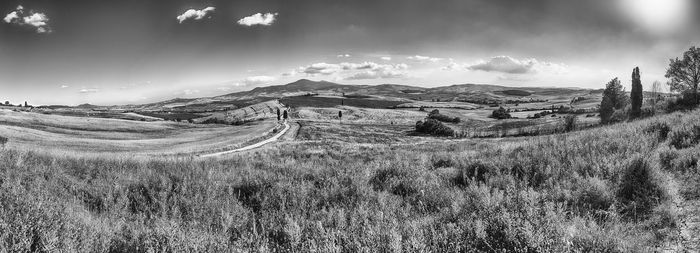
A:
[1,103,699,251]
[0,109,278,155]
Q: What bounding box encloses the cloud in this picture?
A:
[337,54,351,58]
[298,61,408,80]
[3,11,18,23]
[237,12,278,26]
[468,56,568,75]
[60,85,69,88]
[243,75,276,85]
[345,63,408,80]
[177,7,215,24]
[4,5,51,33]
[407,55,442,63]
[282,70,297,76]
[300,62,343,75]
[182,89,200,95]
[79,88,99,93]
[380,56,392,61]
[441,59,466,71]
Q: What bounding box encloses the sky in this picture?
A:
[1,0,698,106]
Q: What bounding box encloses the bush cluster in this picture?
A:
[427,109,461,123]
[645,122,671,141]
[616,156,672,219]
[415,118,455,136]
[668,124,700,149]
[490,107,511,119]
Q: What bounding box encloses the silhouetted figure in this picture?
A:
[276,108,281,121]
[283,110,288,121]
[338,110,342,120]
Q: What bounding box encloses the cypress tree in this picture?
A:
[630,67,643,118]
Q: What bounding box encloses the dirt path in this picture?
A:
[662,198,700,252]
[199,121,290,157]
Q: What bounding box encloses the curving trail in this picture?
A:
[199,121,290,157]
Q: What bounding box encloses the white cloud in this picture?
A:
[177,7,215,24]
[442,59,466,71]
[60,85,69,88]
[4,5,51,33]
[243,75,276,85]
[182,89,200,95]
[407,55,442,63]
[298,61,408,80]
[345,63,408,80]
[380,56,392,61]
[337,54,351,58]
[23,13,48,27]
[468,56,568,75]
[3,11,18,23]
[79,88,99,93]
[301,62,343,75]
[237,12,278,26]
[282,70,297,76]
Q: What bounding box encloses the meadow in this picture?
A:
[0,109,279,156]
[2,106,699,252]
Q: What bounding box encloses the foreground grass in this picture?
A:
[2,110,700,252]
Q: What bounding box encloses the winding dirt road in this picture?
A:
[199,121,290,157]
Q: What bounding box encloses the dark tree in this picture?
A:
[490,107,511,120]
[276,108,281,121]
[600,78,628,124]
[666,46,700,104]
[630,67,643,118]
[283,110,288,120]
[338,110,342,119]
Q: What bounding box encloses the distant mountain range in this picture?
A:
[103,79,591,111]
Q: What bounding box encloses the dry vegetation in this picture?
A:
[2,106,699,251]
[0,109,279,155]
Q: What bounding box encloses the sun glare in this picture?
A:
[619,0,692,34]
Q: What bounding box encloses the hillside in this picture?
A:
[2,107,698,251]
[107,79,593,112]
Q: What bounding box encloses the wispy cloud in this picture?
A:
[243,75,276,85]
[337,54,351,58]
[60,85,69,88]
[468,56,568,75]
[237,12,278,26]
[380,56,392,61]
[79,88,99,93]
[297,61,408,80]
[407,55,442,63]
[176,7,215,24]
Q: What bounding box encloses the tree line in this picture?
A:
[600,46,700,124]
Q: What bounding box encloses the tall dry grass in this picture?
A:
[1,110,700,252]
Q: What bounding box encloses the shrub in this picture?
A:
[575,177,614,212]
[490,107,511,119]
[0,136,7,147]
[453,161,492,187]
[668,124,700,149]
[415,119,455,137]
[644,122,671,141]
[427,110,461,123]
[608,110,627,124]
[562,115,577,132]
[616,156,672,219]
